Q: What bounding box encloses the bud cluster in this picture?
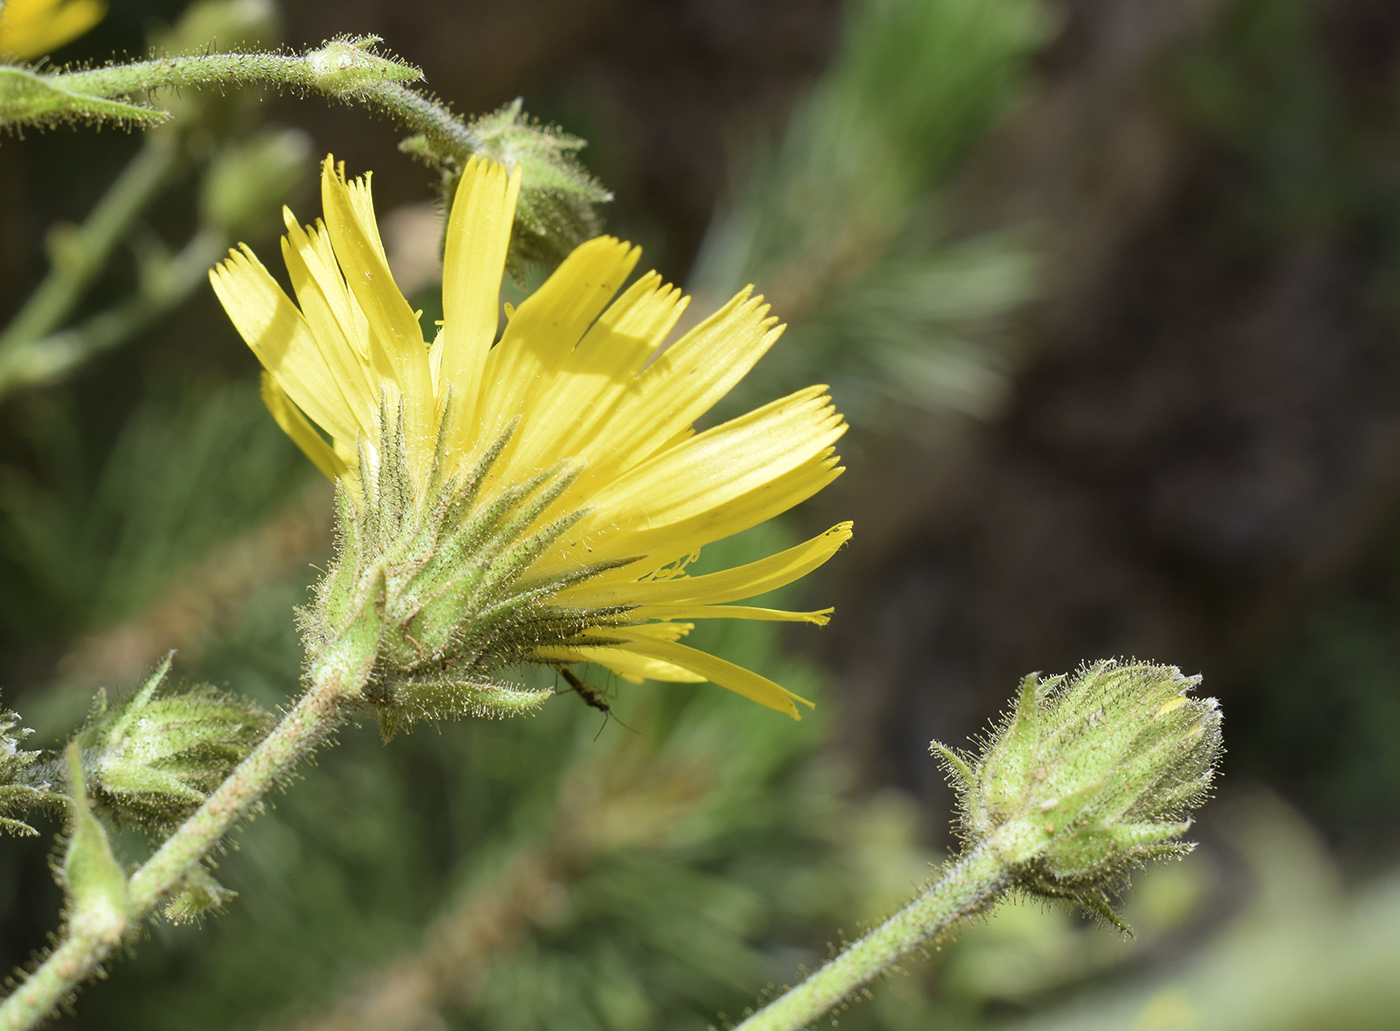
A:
[305,417,622,738]
[933,660,1222,928]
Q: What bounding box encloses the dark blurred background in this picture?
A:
[2,1,1399,1029]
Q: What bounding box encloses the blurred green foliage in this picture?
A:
[693,0,1046,428]
[0,380,312,642]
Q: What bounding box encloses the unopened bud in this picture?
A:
[304,36,419,97]
[932,660,1222,929]
[462,98,611,277]
[72,655,271,831]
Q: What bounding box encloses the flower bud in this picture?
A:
[71,655,271,832]
[450,98,611,277]
[932,660,1222,929]
[304,36,420,97]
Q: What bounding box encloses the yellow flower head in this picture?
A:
[211,156,850,720]
[0,0,104,59]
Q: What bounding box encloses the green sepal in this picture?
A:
[59,745,129,945]
[304,36,421,97]
[162,864,237,925]
[930,740,976,797]
[1,706,49,836]
[375,678,552,740]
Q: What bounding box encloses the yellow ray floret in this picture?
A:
[0,0,104,59]
[211,154,853,719]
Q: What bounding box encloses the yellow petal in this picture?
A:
[533,646,707,684]
[209,247,361,445]
[281,209,371,360]
[629,605,834,625]
[474,235,639,464]
[259,372,347,480]
[577,288,783,481]
[500,270,686,481]
[279,225,377,439]
[318,158,432,452]
[579,385,845,534]
[0,0,104,58]
[562,523,852,607]
[439,158,521,442]
[607,634,814,719]
[538,450,844,579]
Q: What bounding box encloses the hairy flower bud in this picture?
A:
[932,660,1222,929]
[71,655,271,832]
[304,35,419,96]
[401,98,611,279]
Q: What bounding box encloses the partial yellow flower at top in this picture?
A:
[0,0,105,59]
[211,155,851,720]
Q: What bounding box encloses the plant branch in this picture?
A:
[734,839,1011,1031]
[0,626,380,1031]
[0,129,180,395]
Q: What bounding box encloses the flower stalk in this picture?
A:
[736,841,1010,1031]
[0,620,383,1031]
[734,660,1222,1031]
[0,38,421,129]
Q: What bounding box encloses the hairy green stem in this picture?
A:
[0,44,485,400]
[735,839,1011,1031]
[360,80,481,163]
[54,48,401,101]
[0,130,180,394]
[2,227,225,395]
[0,630,378,1031]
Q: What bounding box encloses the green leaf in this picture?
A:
[0,67,166,129]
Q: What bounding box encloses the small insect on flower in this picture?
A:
[556,666,611,715]
[555,665,636,739]
[211,154,852,726]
